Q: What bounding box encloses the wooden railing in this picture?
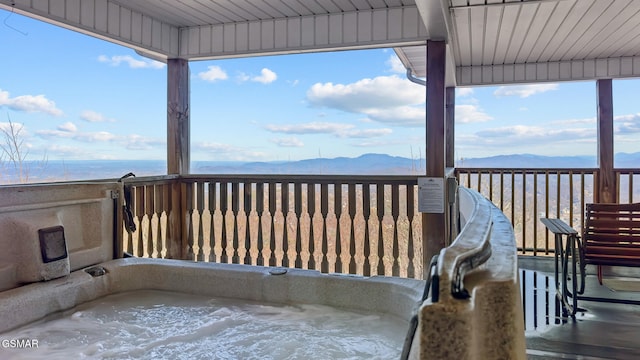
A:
[455,168,640,256]
[120,169,638,271]
[122,175,423,278]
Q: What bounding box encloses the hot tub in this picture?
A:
[0,258,422,359]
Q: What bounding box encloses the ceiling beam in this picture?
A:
[456,56,640,86]
[179,6,428,60]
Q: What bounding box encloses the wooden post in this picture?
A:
[166,58,190,259]
[446,87,455,169]
[596,79,616,203]
[167,58,190,175]
[423,40,447,279]
[445,86,458,242]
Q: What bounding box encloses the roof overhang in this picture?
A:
[0,0,427,61]
[3,0,640,87]
[396,0,640,86]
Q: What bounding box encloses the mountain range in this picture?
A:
[193,152,639,175]
[3,152,639,183]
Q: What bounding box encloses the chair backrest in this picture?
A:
[582,203,640,266]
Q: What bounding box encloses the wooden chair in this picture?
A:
[542,203,640,316]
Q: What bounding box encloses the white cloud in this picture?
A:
[615,113,640,134]
[456,88,474,97]
[198,66,228,82]
[387,55,406,74]
[98,55,165,69]
[36,127,164,151]
[265,122,353,135]
[493,84,559,98]
[124,134,165,150]
[0,89,63,116]
[344,128,393,138]
[265,121,392,139]
[194,141,268,161]
[57,122,77,132]
[80,110,115,123]
[271,137,304,147]
[236,72,251,82]
[362,106,425,126]
[252,68,277,84]
[473,125,595,147]
[0,121,25,135]
[455,104,492,124]
[306,75,425,127]
[73,131,118,142]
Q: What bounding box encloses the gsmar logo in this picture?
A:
[1,338,39,349]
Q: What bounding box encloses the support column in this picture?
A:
[167,58,190,175]
[166,58,190,260]
[446,87,455,168]
[596,79,616,203]
[423,40,447,279]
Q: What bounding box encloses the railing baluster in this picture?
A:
[348,183,357,274]
[208,182,217,262]
[145,184,155,258]
[231,182,240,264]
[220,181,229,263]
[185,182,195,260]
[244,182,253,265]
[533,173,538,256]
[196,181,205,261]
[281,181,290,267]
[630,172,634,203]
[321,183,329,273]
[376,183,385,276]
[334,182,343,273]
[500,170,504,211]
[391,184,400,276]
[153,184,168,258]
[545,171,550,253]
[489,170,494,201]
[406,183,415,278]
[256,182,265,266]
[307,182,316,270]
[268,182,277,267]
[522,172,526,254]
[363,183,372,276]
[294,182,303,268]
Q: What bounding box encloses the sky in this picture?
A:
[1,9,640,165]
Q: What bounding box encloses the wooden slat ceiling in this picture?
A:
[3,0,640,85]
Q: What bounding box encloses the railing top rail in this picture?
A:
[614,168,640,173]
[455,167,599,174]
[438,187,493,301]
[180,174,419,185]
[120,174,180,186]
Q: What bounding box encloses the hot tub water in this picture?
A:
[1,290,407,359]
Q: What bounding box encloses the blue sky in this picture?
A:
[1,9,639,164]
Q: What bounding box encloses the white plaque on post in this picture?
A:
[418,177,445,213]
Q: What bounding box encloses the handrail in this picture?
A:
[438,187,493,301]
